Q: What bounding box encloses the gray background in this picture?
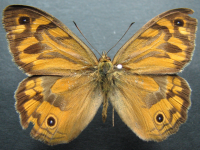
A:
[0,0,199,150]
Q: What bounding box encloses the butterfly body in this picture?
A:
[98,53,114,122]
[3,5,197,145]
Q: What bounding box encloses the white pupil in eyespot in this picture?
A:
[117,64,122,69]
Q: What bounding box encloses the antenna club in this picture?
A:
[130,22,135,26]
[73,21,77,26]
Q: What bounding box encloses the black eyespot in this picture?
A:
[47,116,56,127]
[174,19,184,26]
[156,114,164,123]
[19,16,30,24]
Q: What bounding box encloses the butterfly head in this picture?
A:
[98,52,113,76]
[99,51,111,63]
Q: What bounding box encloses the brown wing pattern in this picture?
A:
[113,8,197,74]
[3,5,197,145]
[3,5,98,76]
[16,75,102,145]
[110,74,190,141]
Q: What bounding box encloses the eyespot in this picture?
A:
[174,19,184,27]
[154,111,165,124]
[156,114,164,123]
[46,114,57,128]
[47,117,55,126]
[18,16,30,24]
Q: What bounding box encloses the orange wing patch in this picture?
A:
[3,5,98,76]
[110,74,190,141]
[113,8,197,74]
[16,75,103,145]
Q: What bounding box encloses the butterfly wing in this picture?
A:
[109,74,190,141]
[16,75,102,145]
[113,8,197,74]
[110,8,197,141]
[3,5,98,76]
[3,5,102,145]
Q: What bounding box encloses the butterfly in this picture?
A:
[3,5,197,145]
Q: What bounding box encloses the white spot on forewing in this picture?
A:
[117,64,122,69]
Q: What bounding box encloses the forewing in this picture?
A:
[113,8,197,74]
[3,5,98,76]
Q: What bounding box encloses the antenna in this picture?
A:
[73,21,101,56]
[106,22,134,54]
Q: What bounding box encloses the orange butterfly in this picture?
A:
[3,5,197,145]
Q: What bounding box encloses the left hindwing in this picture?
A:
[16,75,103,145]
[113,8,197,74]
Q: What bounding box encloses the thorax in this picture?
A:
[98,53,113,92]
